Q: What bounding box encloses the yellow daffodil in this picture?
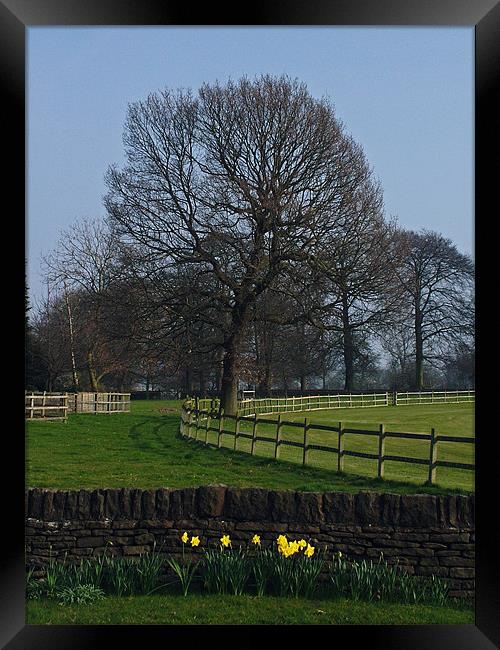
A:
[251,534,261,545]
[190,536,200,547]
[181,532,189,544]
[298,539,307,548]
[277,534,288,547]
[337,551,342,558]
[304,544,315,557]
[289,541,300,554]
[220,534,231,547]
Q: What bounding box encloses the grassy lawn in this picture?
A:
[26,399,473,494]
[26,593,474,625]
[226,402,474,492]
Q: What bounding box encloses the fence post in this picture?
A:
[205,411,211,444]
[377,424,385,479]
[275,414,282,460]
[427,427,438,485]
[217,410,224,448]
[337,422,344,472]
[234,416,240,451]
[251,415,258,455]
[195,408,201,441]
[302,418,309,466]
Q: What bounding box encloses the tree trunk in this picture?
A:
[342,295,354,392]
[184,365,192,396]
[199,368,206,396]
[63,285,79,392]
[414,309,424,391]
[300,375,307,391]
[87,351,99,392]
[220,304,249,415]
[220,342,239,415]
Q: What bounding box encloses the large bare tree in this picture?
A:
[105,75,379,413]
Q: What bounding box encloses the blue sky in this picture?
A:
[27,26,474,304]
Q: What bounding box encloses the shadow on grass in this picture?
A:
[128,415,180,452]
[175,432,473,495]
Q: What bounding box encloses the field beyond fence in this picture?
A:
[180,393,474,488]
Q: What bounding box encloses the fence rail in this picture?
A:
[179,401,474,487]
[25,392,68,421]
[395,390,475,405]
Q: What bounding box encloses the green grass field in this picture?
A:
[26,399,474,494]
[216,402,474,492]
[25,593,474,625]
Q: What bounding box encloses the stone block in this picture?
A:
[399,495,438,528]
[65,491,79,519]
[449,567,475,579]
[142,489,157,519]
[322,492,355,524]
[438,557,474,567]
[268,490,296,522]
[355,492,381,526]
[456,495,474,527]
[28,488,44,519]
[104,489,121,519]
[223,488,269,521]
[196,485,226,518]
[169,488,197,519]
[295,492,323,523]
[130,489,143,519]
[156,489,170,518]
[76,536,104,548]
[53,491,67,519]
[123,545,149,556]
[380,493,401,527]
[77,490,91,519]
[90,490,105,519]
[42,491,55,520]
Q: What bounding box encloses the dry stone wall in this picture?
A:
[25,486,475,599]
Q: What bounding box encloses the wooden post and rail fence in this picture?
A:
[25,391,131,421]
[179,398,475,487]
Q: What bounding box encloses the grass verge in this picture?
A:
[26,593,474,625]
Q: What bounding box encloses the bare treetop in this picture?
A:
[105,75,384,412]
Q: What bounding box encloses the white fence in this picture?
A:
[395,390,475,406]
[237,393,390,417]
[68,392,131,414]
[182,390,475,419]
[25,392,68,421]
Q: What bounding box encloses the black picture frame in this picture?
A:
[2,0,498,647]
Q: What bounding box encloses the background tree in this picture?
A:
[393,230,474,390]
[42,217,127,391]
[288,196,403,391]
